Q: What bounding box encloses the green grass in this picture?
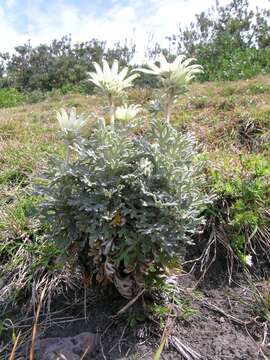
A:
[0,194,40,235]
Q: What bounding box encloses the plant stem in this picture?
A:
[165,100,171,123]
[108,93,115,129]
[164,90,174,123]
[65,141,71,165]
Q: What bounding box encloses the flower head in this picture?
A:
[88,59,139,97]
[56,108,86,136]
[139,157,154,177]
[137,54,203,123]
[137,54,203,91]
[115,104,141,123]
[242,254,253,267]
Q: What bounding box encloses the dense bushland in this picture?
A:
[166,0,270,81]
[0,36,135,92]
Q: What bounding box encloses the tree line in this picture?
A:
[0,0,270,92]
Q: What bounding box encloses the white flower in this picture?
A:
[115,104,141,122]
[88,59,139,96]
[137,54,203,123]
[139,158,154,177]
[137,54,203,89]
[242,254,253,267]
[56,107,86,134]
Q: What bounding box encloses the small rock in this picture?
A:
[30,332,98,360]
[44,350,80,360]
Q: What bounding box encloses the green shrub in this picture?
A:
[167,1,270,82]
[206,154,270,263]
[26,90,46,104]
[60,82,94,95]
[0,88,26,108]
[47,88,63,100]
[198,48,270,82]
[37,120,207,298]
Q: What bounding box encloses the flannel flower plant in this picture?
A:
[88,59,139,127]
[138,54,203,123]
[38,57,208,299]
[38,118,208,298]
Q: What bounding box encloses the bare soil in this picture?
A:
[1,240,270,360]
[2,272,268,360]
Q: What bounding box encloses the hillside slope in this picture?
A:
[0,76,269,359]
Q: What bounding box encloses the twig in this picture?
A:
[99,335,107,360]
[125,346,132,357]
[29,283,47,360]
[101,320,114,337]
[80,345,91,360]
[153,297,176,359]
[115,289,145,317]
[244,321,269,360]
[169,336,203,360]
[118,324,128,353]
[262,323,268,347]
[108,324,127,354]
[84,284,87,321]
[9,330,21,360]
[201,300,249,326]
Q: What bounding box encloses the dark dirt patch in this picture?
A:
[1,275,269,360]
[176,285,269,360]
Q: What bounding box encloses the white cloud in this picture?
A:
[0,5,25,52]
[0,0,269,62]
[4,0,17,9]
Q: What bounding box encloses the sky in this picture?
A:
[0,0,269,62]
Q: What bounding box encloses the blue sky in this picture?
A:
[0,0,269,61]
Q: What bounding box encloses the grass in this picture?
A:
[174,76,270,150]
